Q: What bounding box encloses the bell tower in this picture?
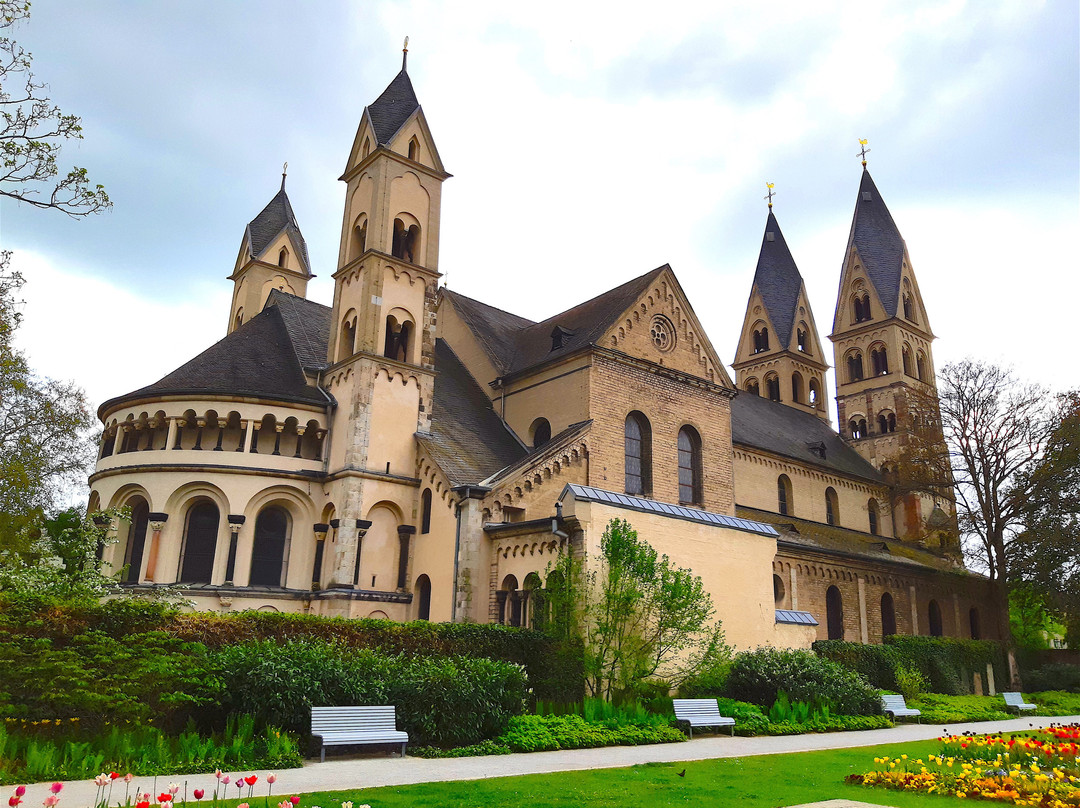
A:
[733,202,830,421]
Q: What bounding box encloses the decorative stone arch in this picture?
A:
[339,308,359,361]
[751,320,770,353]
[383,306,417,363]
[360,499,405,592]
[845,348,865,382]
[241,484,316,589]
[351,213,368,261]
[391,211,422,264]
[177,496,222,584]
[744,377,760,396]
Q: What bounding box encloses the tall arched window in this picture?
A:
[849,417,867,440]
[415,574,431,621]
[745,378,760,396]
[753,327,770,353]
[826,585,844,640]
[902,344,913,376]
[678,426,703,506]
[250,506,289,587]
[777,474,792,516]
[338,313,357,361]
[809,378,820,407]
[797,327,808,353]
[392,218,420,263]
[530,418,551,449]
[903,292,916,322]
[179,500,219,583]
[624,412,652,496]
[868,498,880,535]
[408,137,420,161]
[383,315,413,362]
[765,373,781,402]
[361,137,371,159]
[278,248,288,268]
[791,372,803,404]
[825,487,839,526]
[871,345,889,375]
[773,574,785,605]
[916,352,927,381]
[928,599,943,636]
[353,216,368,258]
[123,498,150,584]
[847,351,864,382]
[969,607,981,639]
[853,293,872,323]
[420,489,432,534]
[881,592,896,638]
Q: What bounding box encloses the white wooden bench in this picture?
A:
[882,694,921,723]
[310,706,409,762]
[1003,692,1037,713]
[672,698,736,738]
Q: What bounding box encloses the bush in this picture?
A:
[763,715,892,735]
[906,693,1010,724]
[812,640,900,691]
[1028,691,1080,716]
[724,648,881,716]
[677,659,732,699]
[211,638,528,747]
[498,714,684,752]
[1026,664,1080,693]
[712,697,769,736]
[894,664,929,701]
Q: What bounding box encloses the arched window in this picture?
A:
[278,248,288,268]
[677,426,703,506]
[361,137,371,159]
[902,344,913,376]
[499,574,520,627]
[383,315,413,362]
[420,489,432,534]
[847,351,864,382]
[765,373,781,402]
[797,327,808,353]
[773,574,785,605]
[808,378,821,408]
[408,137,420,161]
[352,216,368,258]
[826,585,844,640]
[415,574,431,621]
[250,506,289,587]
[871,345,889,376]
[928,599,943,636]
[881,592,896,638]
[849,417,867,440]
[777,474,792,516]
[753,327,770,353]
[233,309,244,331]
[392,218,420,263]
[179,500,219,584]
[746,379,760,396]
[338,314,357,361]
[825,487,839,526]
[791,372,803,404]
[854,293,872,323]
[916,352,927,381]
[123,498,150,584]
[903,292,916,322]
[868,498,880,535]
[969,607,981,640]
[531,418,551,449]
[624,412,652,496]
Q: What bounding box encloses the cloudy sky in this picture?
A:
[5,1,1079,419]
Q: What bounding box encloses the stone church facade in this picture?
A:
[88,58,998,649]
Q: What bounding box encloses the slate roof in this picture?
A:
[366,69,421,145]
[245,187,312,276]
[752,211,805,347]
[846,169,906,317]
[444,266,669,379]
[265,290,332,371]
[730,392,883,484]
[99,304,327,417]
[736,504,961,573]
[416,339,527,486]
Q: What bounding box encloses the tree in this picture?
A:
[1,1,111,216]
[548,518,729,702]
[900,360,1057,684]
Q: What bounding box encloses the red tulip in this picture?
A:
[137,801,150,808]
[157,794,172,803]
[192,791,204,801]
[290,797,300,805]
[244,777,257,787]
[49,786,62,796]
[14,790,24,799]
[9,797,21,807]
[110,773,120,781]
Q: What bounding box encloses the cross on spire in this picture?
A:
[764,182,776,209]
[858,138,870,167]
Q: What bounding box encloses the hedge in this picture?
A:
[724,648,882,716]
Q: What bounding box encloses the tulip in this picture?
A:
[42,798,58,808]
[192,791,204,801]
[9,797,21,807]
[243,777,257,787]
[157,795,171,804]
[290,798,299,806]
[48,787,61,797]
[95,776,109,788]
[237,803,249,808]
[168,786,179,797]
[278,802,290,808]
[136,802,149,808]
[266,776,276,786]
[110,773,120,781]
[124,775,134,784]
[220,777,229,787]
[14,790,24,799]
[214,771,223,782]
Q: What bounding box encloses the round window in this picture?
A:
[650,316,676,352]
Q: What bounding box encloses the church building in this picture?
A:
[88,54,998,649]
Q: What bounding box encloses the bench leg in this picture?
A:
[320,744,325,764]
[729,724,735,737]
[400,743,406,758]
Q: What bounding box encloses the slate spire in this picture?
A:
[751,210,805,348]
[365,65,421,146]
[844,168,906,317]
[244,184,311,276]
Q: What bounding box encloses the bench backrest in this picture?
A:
[882,695,909,709]
[1002,692,1028,706]
[673,698,722,721]
[312,706,399,733]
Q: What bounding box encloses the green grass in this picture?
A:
[282,739,978,807]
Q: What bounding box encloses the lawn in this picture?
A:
[288,739,977,807]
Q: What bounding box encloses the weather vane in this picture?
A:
[403,36,409,70]
[764,182,775,209]
[858,139,870,167]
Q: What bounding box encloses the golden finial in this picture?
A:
[764,182,776,209]
[402,36,409,70]
[858,138,870,168]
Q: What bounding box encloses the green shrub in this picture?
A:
[499,714,684,752]
[812,640,900,691]
[1026,664,1080,693]
[906,693,1010,724]
[712,697,770,736]
[677,659,732,698]
[763,715,892,735]
[211,638,528,747]
[724,648,881,716]
[894,663,929,701]
[1028,691,1080,716]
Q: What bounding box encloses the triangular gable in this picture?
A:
[733,284,781,367]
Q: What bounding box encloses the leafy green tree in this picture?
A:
[549,518,729,701]
[1,1,111,216]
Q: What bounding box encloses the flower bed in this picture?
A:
[849,725,1080,806]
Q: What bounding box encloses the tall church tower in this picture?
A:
[733,207,830,421]
[830,164,943,539]
[226,175,311,333]
[320,47,451,597]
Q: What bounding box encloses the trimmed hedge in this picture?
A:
[813,636,1006,696]
[724,648,882,716]
[1025,664,1080,693]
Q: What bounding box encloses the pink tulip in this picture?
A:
[124,775,134,784]
[220,777,229,787]
[278,802,289,808]
[266,776,276,786]
[48,787,61,796]
[168,787,179,797]
[237,803,249,808]
[42,798,59,808]
[94,776,109,788]
[14,790,24,799]
[214,771,222,782]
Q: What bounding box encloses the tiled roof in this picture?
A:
[416,339,527,486]
[266,290,332,371]
[246,188,311,276]
[366,69,420,145]
[99,304,327,417]
[752,211,805,347]
[445,266,669,378]
[846,169,906,317]
[730,392,883,484]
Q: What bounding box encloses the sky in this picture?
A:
[4,0,1079,421]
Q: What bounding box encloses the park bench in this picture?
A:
[1002,692,1037,713]
[881,694,921,723]
[310,706,409,762]
[672,698,736,738]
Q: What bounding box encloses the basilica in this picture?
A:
[88,56,998,649]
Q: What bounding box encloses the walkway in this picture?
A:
[19,715,1079,807]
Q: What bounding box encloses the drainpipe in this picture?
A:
[451,498,463,623]
[551,501,569,540]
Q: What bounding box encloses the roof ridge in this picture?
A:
[529,265,667,329]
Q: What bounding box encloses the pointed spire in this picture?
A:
[365,52,421,145]
[844,169,906,317]
[752,210,805,347]
[245,181,311,277]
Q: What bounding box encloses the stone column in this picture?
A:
[193,418,206,450]
[294,426,306,459]
[143,513,169,582]
[396,524,416,590]
[249,420,262,453]
[909,584,919,635]
[858,576,869,644]
[214,418,228,451]
[115,424,128,454]
[240,420,254,453]
[272,423,284,456]
[789,567,799,610]
[952,592,962,637]
[172,418,186,449]
[351,519,372,588]
[311,523,329,589]
[224,516,245,584]
[451,485,492,623]
[165,416,179,451]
